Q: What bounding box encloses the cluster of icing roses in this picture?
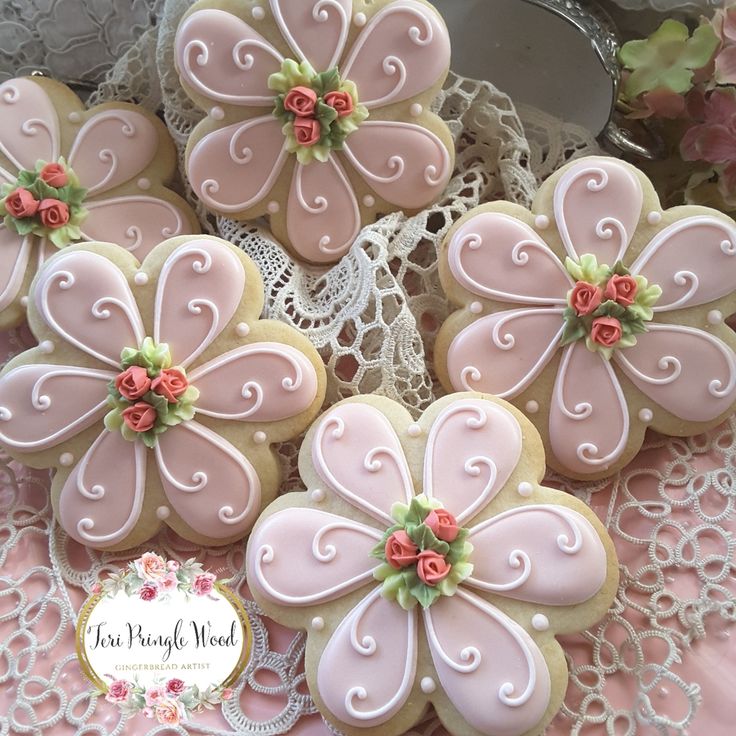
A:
[371,495,473,609]
[270,60,368,164]
[104,674,233,725]
[0,158,88,247]
[561,254,663,359]
[104,338,199,448]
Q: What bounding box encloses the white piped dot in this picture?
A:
[134,271,149,286]
[639,408,653,423]
[311,616,324,630]
[535,215,550,230]
[311,488,325,503]
[410,103,423,117]
[20,296,28,307]
[354,12,367,26]
[531,614,549,631]
[407,423,422,437]
[59,452,74,467]
[267,200,280,214]
[156,506,171,520]
[517,482,534,497]
[708,310,723,325]
[253,431,267,444]
[252,5,265,19]
[469,301,483,314]
[210,106,225,121]
[39,340,54,354]
[67,112,81,123]
[137,177,151,191]
[362,194,375,207]
[525,400,539,414]
[647,211,662,225]
[420,676,436,694]
[236,322,250,337]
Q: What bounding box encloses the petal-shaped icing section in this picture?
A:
[287,157,361,263]
[175,9,283,106]
[447,213,572,304]
[342,121,451,209]
[68,110,159,196]
[424,590,550,736]
[270,0,351,70]
[190,342,318,421]
[247,508,381,605]
[615,324,736,422]
[58,430,146,548]
[311,402,413,524]
[155,421,261,540]
[554,158,643,264]
[34,250,144,368]
[342,0,450,108]
[0,364,113,451]
[630,216,736,312]
[188,116,287,213]
[80,196,191,259]
[0,78,59,170]
[549,343,629,475]
[424,398,522,524]
[466,505,607,604]
[154,239,245,368]
[317,589,417,727]
[447,308,565,399]
[0,227,32,311]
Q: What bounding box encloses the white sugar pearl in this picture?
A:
[59,452,74,467]
[252,6,266,20]
[639,408,653,423]
[525,400,539,414]
[354,12,367,26]
[311,488,325,503]
[469,301,483,314]
[517,482,533,497]
[362,194,375,207]
[420,676,436,694]
[39,340,54,354]
[253,431,267,444]
[236,322,250,337]
[407,423,422,437]
[137,177,151,191]
[708,310,723,325]
[532,614,549,631]
[156,506,170,520]
[311,616,324,630]
[647,211,662,225]
[134,272,149,286]
[534,215,550,230]
[410,103,423,117]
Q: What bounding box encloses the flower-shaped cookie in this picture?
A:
[0,236,325,549]
[0,76,199,330]
[175,0,454,263]
[247,394,617,736]
[436,156,736,480]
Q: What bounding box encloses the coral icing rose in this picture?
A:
[122,401,157,433]
[5,188,39,218]
[416,549,451,586]
[384,530,419,569]
[139,582,158,601]
[136,551,167,581]
[193,572,216,596]
[37,198,70,229]
[115,365,151,401]
[283,86,317,117]
[105,679,131,704]
[590,316,623,347]
[570,281,603,316]
[166,678,186,696]
[39,162,69,187]
[604,274,638,306]
[155,699,184,726]
[293,117,321,147]
[324,90,354,117]
[424,509,459,542]
[151,368,189,402]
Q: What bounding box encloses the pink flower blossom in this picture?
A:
[144,685,166,706]
[105,679,131,703]
[192,572,216,596]
[139,582,158,601]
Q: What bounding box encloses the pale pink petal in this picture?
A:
[554,157,643,264]
[270,0,351,71]
[317,589,417,727]
[424,590,550,736]
[155,421,261,540]
[0,364,113,451]
[80,196,192,259]
[342,120,451,208]
[59,429,146,548]
[190,342,318,421]
[342,0,450,108]
[615,324,736,422]
[467,505,607,604]
[722,8,736,42]
[549,343,629,475]
[187,116,287,213]
[447,308,565,399]
[287,156,360,263]
[247,508,381,605]
[423,397,522,524]
[153,239,245,368]
[703,87,736,125]
[680,122,708,162]
[447,213,572,304]
[0,78,59,170]
[0,226,32,311]
[34,250,144,368]
[175,9,283,107]
[68,110,159,196]
[715,46,736,86]
[631,216,736,311]
[311,402,413,524]
[681,123,736,164]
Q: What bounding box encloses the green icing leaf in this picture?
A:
[408,523,449,554]
[560,312,586,347]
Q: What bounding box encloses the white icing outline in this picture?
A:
[0,233,32,311]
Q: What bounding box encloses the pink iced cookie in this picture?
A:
[436,155,736,480]
[0,76,200,330]
[174,0,454,264]
[0,235,326,549]
[246,393,617,736]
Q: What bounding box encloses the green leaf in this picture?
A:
[16,169,37,187]
[408,523,449,554]
[10,217,35,236]
[594,300,627,318]
[315,68,341,95]
[560,315,586,346]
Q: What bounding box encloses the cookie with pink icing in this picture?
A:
[0,76,200,331]
[0,235,326,549]
[246,393,617,736]
[436,155,736,480]
[174,0,454,264]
